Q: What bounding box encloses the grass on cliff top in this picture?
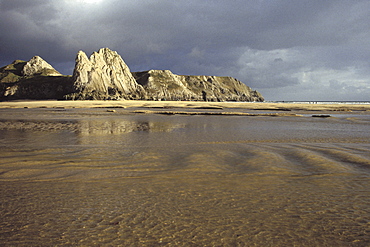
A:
[1,60,24,83]
[149,72,182,91]
[0,60,26,74]
[0,73,22,83]
[38,68,61,76]
[1,60,64,83]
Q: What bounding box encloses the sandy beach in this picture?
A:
[1,100,370,246]
[1,100,370,112]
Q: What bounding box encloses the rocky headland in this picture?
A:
[65,48,146,100]
[133,70,263,102]
[0,48,264,102]
[0,58,73,100]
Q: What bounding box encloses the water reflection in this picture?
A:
[0,117,187,135]
[1,113,370,147]
[0,128,78,147]
[0,117,189,150]
[76,119,186,136]
[1,111,370,245]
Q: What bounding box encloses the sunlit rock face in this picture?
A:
[67,48,146,100]
[133,70,264,102]
[1,47,264,102]
[69,47,264,101]
[22,56,62,77]
[0,58,72,100]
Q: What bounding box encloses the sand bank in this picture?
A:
[0,100,369,112]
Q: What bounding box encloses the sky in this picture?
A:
[1,0,369,101]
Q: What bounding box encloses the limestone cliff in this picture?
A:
[1,48,264,102]
[66,48,145,100]
[133,70,264,102]
[0,58,72,100]
[22,56,62,77]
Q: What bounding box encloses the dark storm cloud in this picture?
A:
[1,0,369,100]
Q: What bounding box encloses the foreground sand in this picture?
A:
[0,100,369,112]
[1,101,370,245]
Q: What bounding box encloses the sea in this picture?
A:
[0,106,369,246]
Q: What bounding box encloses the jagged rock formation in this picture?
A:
[65,48,145,100]
[133,70,264,102]
[0,56,62,82]
[0,58,73,100]
[22,56,62,77]
[1,48,264,102]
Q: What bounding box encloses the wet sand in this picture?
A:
[0,101,370,246]
[1,99,369,112]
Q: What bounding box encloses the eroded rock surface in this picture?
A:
[66,48,145,100]
[0,58,72,100]
[1,48,264,102]
[133,70,264,102]
[22,56,62,77]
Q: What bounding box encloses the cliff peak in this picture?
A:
[67,48,145,100]
[22,56,62,77]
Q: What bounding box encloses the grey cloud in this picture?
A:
[0,0,369,100]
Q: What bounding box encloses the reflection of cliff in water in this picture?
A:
[76,119,186,136]
[0,118,186,135]
[0,118,187,147]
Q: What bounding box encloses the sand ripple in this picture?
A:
[1,108,370,246]
[1,143,370,181]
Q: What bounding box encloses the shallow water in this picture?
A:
[0,108,370,246]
